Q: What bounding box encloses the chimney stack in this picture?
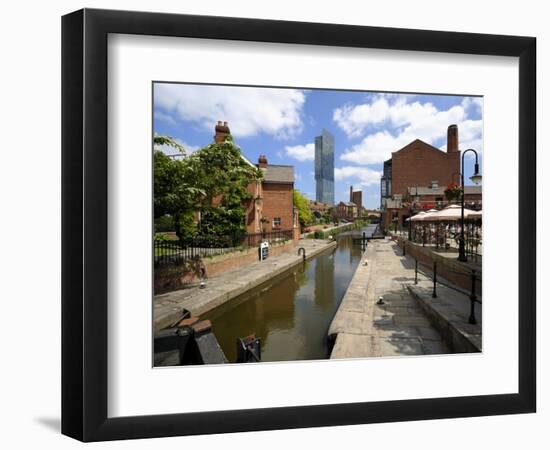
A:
[350,185,353,202]
[258,155,268,169]
[214,120,231,144]
[447,124,458,153]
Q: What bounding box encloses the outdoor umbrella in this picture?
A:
[468,209,482,219]
[408,211,427,221]
[418,209,439,221]
[429,204,477,221]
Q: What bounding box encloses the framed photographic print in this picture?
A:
[62,8,536,442]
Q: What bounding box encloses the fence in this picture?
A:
[412,257,482,325]
[154,230,294,267]
[405,222,482,264]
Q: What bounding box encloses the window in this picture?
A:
[272,217,281,228]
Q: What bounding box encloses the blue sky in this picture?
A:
[153,83,483,209]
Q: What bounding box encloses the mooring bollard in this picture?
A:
[432,261,437,298]
[469,269,477,324]
[415,259,418,285]
[298,247,306,263]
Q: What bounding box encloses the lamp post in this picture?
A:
[408,185,418,241]
[458,149,482,262]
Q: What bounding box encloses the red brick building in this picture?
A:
[214,121,299,239]
[380,124,482,230]
[334,201,358,221]
[349,185,363,211]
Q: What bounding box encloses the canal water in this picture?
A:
[203,224,377,363]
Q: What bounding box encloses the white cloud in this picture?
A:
[333,94,426,138]
[336,95,482,165]
[334,166,382,187]
[154,84,305,140]
[154,110,177,125]
[461,97,483,115]
[285,143,314,161]
[154,137,200,157]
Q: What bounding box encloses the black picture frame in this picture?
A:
[62,8,536,442]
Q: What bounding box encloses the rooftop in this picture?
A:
[263,164,294,183]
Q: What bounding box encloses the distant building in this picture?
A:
[315,129,335,205]
[349,185,363,211]
[309,200,331,218]
[335,201,358,221]
[380,124,482,231]
[213,121,299,239]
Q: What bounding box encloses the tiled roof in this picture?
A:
[263,165,294,183]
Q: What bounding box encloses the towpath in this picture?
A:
[154,239,336,331]
[329,239,480,358]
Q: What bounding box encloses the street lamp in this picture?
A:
[408,185,418,241]
[458,149,482,262]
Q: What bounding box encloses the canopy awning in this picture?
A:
[427,204,477,221]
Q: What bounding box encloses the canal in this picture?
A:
[203,224,377,363]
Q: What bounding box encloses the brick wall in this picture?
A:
[262,182,294,232]
[245,181,262,233]
[391,140,460,197]
[393,236,482,298]
[155,240,296,294]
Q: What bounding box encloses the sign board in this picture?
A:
[260,241,269,261]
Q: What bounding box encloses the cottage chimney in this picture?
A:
[258,155,268,169]
[447,124,459,153]
[214,120,231,144]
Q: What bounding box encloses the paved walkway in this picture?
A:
[329,239,452,358]
[154,239,337,331]
[407,280,482,352]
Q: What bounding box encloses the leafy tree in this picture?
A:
[190,137,262,236]
[153,134,186,154]
[293,190,314,228]
[153,133,262,241]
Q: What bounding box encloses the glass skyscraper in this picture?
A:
[314,129,335,205]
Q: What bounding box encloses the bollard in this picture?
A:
[469,269,477,324]
[432,261,437,298]
[403,242,406,256]
[415,259,418,285]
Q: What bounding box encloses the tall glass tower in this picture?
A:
[315,129,335,205]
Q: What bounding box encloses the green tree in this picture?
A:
[293,190,314,228]
[190,137,262,236]
[153,133,262,241]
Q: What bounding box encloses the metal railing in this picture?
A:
[407,225,482,263]
[154,230,293,267]
[413,258,481,325]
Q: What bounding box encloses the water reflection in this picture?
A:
[203,225,377,363]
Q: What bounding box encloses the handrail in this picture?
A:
[414,257,481,325]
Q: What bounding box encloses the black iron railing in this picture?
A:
[154,230,293,267]
[413,258,482,325]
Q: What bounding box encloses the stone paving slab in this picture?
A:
[407,281,482,353]
[154,239,337,331]
[329,239,452,359]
